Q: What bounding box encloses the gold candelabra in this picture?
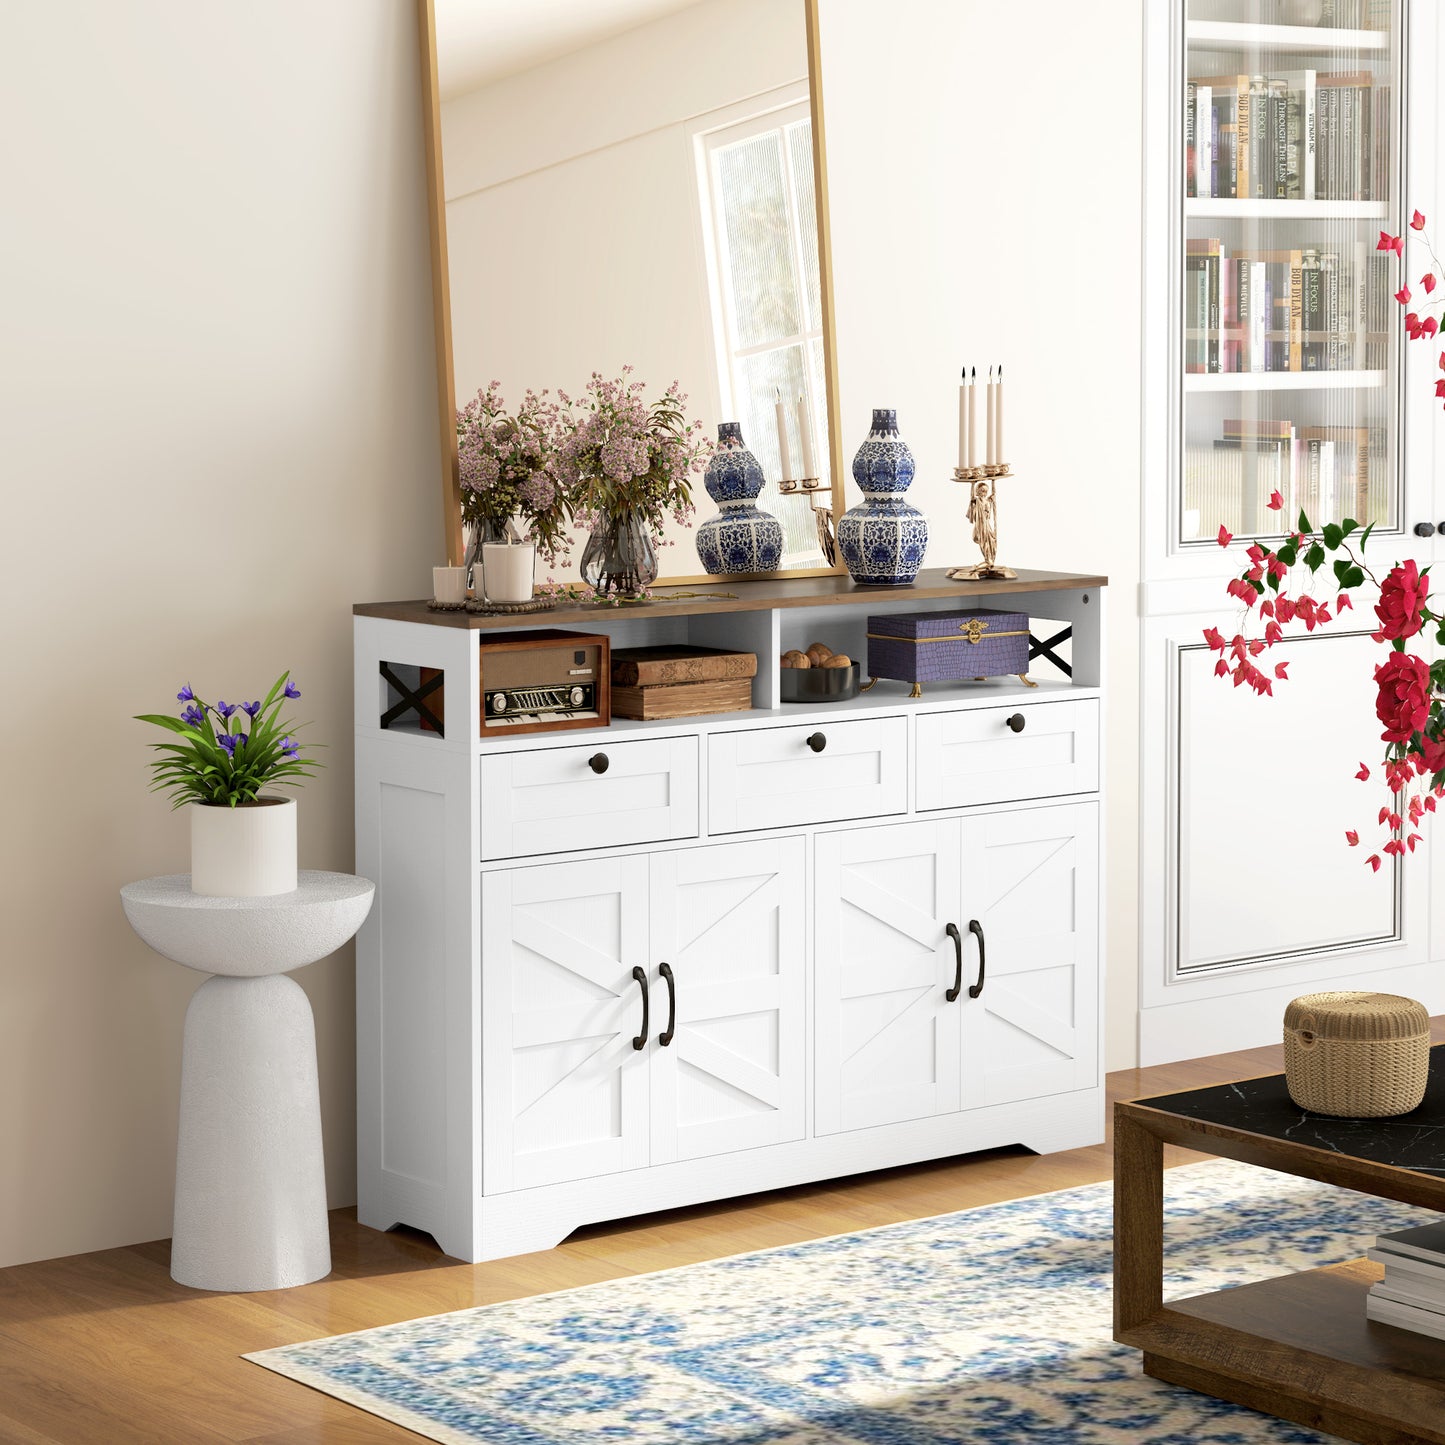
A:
[777,476,836,565]
[946,463,1017,581]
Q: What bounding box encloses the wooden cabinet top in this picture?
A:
[354,567,1108,631]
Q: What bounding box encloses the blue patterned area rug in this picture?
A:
[246,1160,1433,1444]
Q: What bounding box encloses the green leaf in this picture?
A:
[1341,519,1359,536]
[135,713,191,734]
[1277,542,1298,566]
[1304,543,1325,571]
[1267,571,1281,591]
[1360,522,1376,549]
[1341,565,1366,589]
[1333,558,1351,583]
[1322,523,1344,550]
[1298,509,1313,535]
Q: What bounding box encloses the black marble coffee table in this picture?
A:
[1114,1045,1445,1445]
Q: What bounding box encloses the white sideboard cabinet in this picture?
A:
[354,568,1107,1262]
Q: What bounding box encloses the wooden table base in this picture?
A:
[1113,1097,1445,1445]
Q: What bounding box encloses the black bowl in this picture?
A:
[780,661,861,703]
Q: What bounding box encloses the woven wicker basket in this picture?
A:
[1283,991,1429,1118]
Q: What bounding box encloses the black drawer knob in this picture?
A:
[588,753,609,774]
[1006,713,1026,733]
[806,732,827,753]
[1415,522,1436,538]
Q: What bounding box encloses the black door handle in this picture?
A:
[1414,522,1437,538]
[806,732,827,753]
[968,919,986,998]
[1006,713,1026,733]
[945,922,964,1001]
[589,752,610,774]
[630,965,648,1049]
[658,962,676,1046]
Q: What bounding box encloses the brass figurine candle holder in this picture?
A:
[946,463,1017,581]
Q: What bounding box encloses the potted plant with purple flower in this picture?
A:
[456,384,570,602]
[554,369,711,596]
[136,672,318,897]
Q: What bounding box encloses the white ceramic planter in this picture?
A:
[481,541,535,603]
[190,796,298,897]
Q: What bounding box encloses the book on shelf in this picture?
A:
[1365,1292,1445,1342]
[1365,1249,1445,1305]
[610,677,753,721]
[610,645,758,688]
[1373,1220,1445,1266]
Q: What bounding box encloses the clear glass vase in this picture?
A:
[462,518,508,593]
[579,510,658,596]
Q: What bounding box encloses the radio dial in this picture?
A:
[570,686,585,706]
[490,694,508,713]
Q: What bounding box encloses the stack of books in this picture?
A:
[1184,237,1391,376]
[609,645,756,720]
[1366,1220,1445,1340]
[1187,68,1392,203]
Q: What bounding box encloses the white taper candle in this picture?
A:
[967,368,977,469]
[774,390,792,481]
[797,393,816,478]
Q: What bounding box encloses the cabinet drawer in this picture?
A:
[707,717,907,834]
[480,737,699,860]
[916,699,1098,810]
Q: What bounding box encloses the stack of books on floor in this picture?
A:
[610,645,756,720]
[1366,1220,1445,1340]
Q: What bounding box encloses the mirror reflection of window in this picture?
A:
[696,96,829,565]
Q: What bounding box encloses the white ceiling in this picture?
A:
[435,0,709,100]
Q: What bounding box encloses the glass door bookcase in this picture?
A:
[1137,0,1445,1068]
[1180,0,1404,549]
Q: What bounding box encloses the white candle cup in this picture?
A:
[432,565,468,604]
[797,394,817,478]
[480,542,535,604]
[775,398,793,480]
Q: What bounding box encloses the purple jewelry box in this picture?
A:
[866,609,1031,689]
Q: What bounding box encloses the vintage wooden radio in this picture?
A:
[478,629,611,735]
[863,608,1033,697]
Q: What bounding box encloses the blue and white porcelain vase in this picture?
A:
[695,422,784,575]
[837,409,928,586]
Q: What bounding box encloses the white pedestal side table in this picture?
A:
[120,871,374,1292]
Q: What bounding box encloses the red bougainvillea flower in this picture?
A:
[1356,762,1371,780]
[1424,317,1440,339]
[1373,558,1429,641]
[1346,830,1359,846]
[1435,379,1445,400]
[1438,350,1445,370]
[1337,592,1353,612]
[1396,285,1413,304]
[1406,312,1423,339]
[1375,651,1432,743]
[1274,661,1289,679]
[1379,230,1400,251]
[1368,854,1383,872]
[1419,733,1445,778]
[1217,524,1232,547]
[1412,209,1427,230]
[1202,626,1225,651]
[1226,577,1258,607]
[1267,490,1283,510]
[1425,274,1438,295]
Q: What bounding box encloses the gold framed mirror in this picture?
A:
[416,0,845,585]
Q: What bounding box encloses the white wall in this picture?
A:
[440,0,809,574]
[817,0,1144,1069]
[0,1,441,1267]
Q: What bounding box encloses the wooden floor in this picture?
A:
[0,1038,1385,1444]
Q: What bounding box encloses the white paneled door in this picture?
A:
[649,838,806,1163]
[960,803,1099,1108]
[481,856,652,1192]
[814,820,964,1134]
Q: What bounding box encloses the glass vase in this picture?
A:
[580,509,658,596]
[463,518,508,593]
